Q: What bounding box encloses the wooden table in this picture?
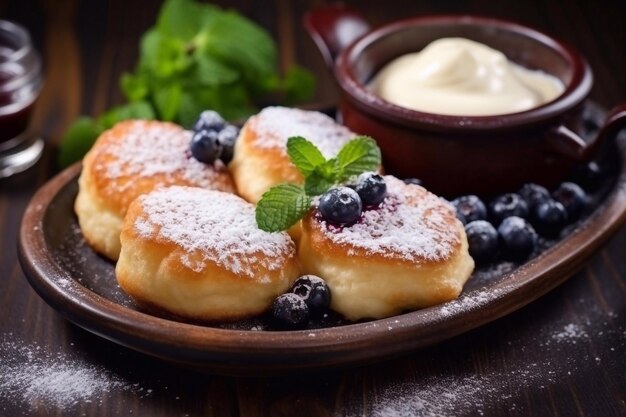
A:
[1,1,624,416]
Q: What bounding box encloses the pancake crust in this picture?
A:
[228,106,356,204]
[75,120,235,260]
[299,176,474,320]
[116,186,300,321]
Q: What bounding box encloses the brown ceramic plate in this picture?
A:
[18,114,626,376]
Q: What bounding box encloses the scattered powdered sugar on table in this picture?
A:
[133,186,295,278]
[369,353,583,417]
[319,177,461,262]
[551,323,589,344]
[249,106,355,158]
[0,335,147,411]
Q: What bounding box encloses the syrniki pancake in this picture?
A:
[116,186,300,321]
[298,176,474,320]
[75,120,235,260]
[229,106,357,204]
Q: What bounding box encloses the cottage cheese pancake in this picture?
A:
[116,186,300,321]
[75,120,235,260]
[229,106,356,204]
[299,176,474,320]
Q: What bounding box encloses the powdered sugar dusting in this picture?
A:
[552,323,589,343]
[133,186,295,279]
[439,288,504,316]
[318,176,461,262]
[0,335,148,410]
[92,120,228,192]
[249,106,355,158]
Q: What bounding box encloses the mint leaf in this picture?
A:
[154,83,183,121]
[156,0,217,41]
[57,117,104,168]
[304,171,335,196]
[139,30,190,78]
[256,184,312,232]
[335,136,381,181]
[194,54,239,86]
[286,136,326,177]
[120,73,148,102]
[281,65,316,103]
[201,11,276,80]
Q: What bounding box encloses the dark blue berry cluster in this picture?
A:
[453,181,589,265]
[271,275,331,329]
[189,110,239,164]
[319,172,387,225]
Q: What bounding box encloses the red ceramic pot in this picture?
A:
[305,6,626,197]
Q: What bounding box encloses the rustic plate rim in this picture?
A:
[17,138,626,374]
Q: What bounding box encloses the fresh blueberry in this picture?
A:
[271,293,309,329]
[518,183,551,210]
[451,195,487,225]
[498,216,537,262]
[291,275,331,312]
[465,220,498,264]
[217,124,239,165]
[319,187,362,225]
[355,172,387,206]
[552,182,588,221]
[403,178,422,186]
[193,110,225,133]
[489,193,529,225]
[531,199,568,238]
[190,129,222,163]
[571,160,605,191]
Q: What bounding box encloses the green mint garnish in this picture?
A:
[255,135,381,232]
[255,184,313,232]
[334,136,381,181]
[58,0,315,168]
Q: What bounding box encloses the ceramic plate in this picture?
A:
[18,112,626,376]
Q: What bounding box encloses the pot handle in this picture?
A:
[304,5,371,68]
[546,103,626,161]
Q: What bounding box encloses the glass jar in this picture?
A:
[0,19,43,178]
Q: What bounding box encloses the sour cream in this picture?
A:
[369,38,565,116]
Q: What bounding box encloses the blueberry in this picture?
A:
[498,216,537,262]
[319,187,362,225]
[403,178,422,186]
[217,124,239,165]
[465,220,498,264]
[291,275,331,312]
[571,160,605,191]
[552,182,587,221]
[193,110,225,133]
[451,195,487,225]
[531,199,568,238]
[518,183,551,210]
[489,193,529,225]
[190,129,222,163]
[355,172,387,206]
[271,293,309,329]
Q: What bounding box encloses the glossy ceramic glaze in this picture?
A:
[305,7,626,197]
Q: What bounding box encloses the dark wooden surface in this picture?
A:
[1,1,625,416]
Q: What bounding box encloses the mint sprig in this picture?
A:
[57,0,315,168]
[255,184,312,232]
[255,136,381,232]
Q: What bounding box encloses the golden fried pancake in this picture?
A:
[299,176,474,320]
[116,186,300,321]
[228,106,356,204]
[75,120,235,260]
